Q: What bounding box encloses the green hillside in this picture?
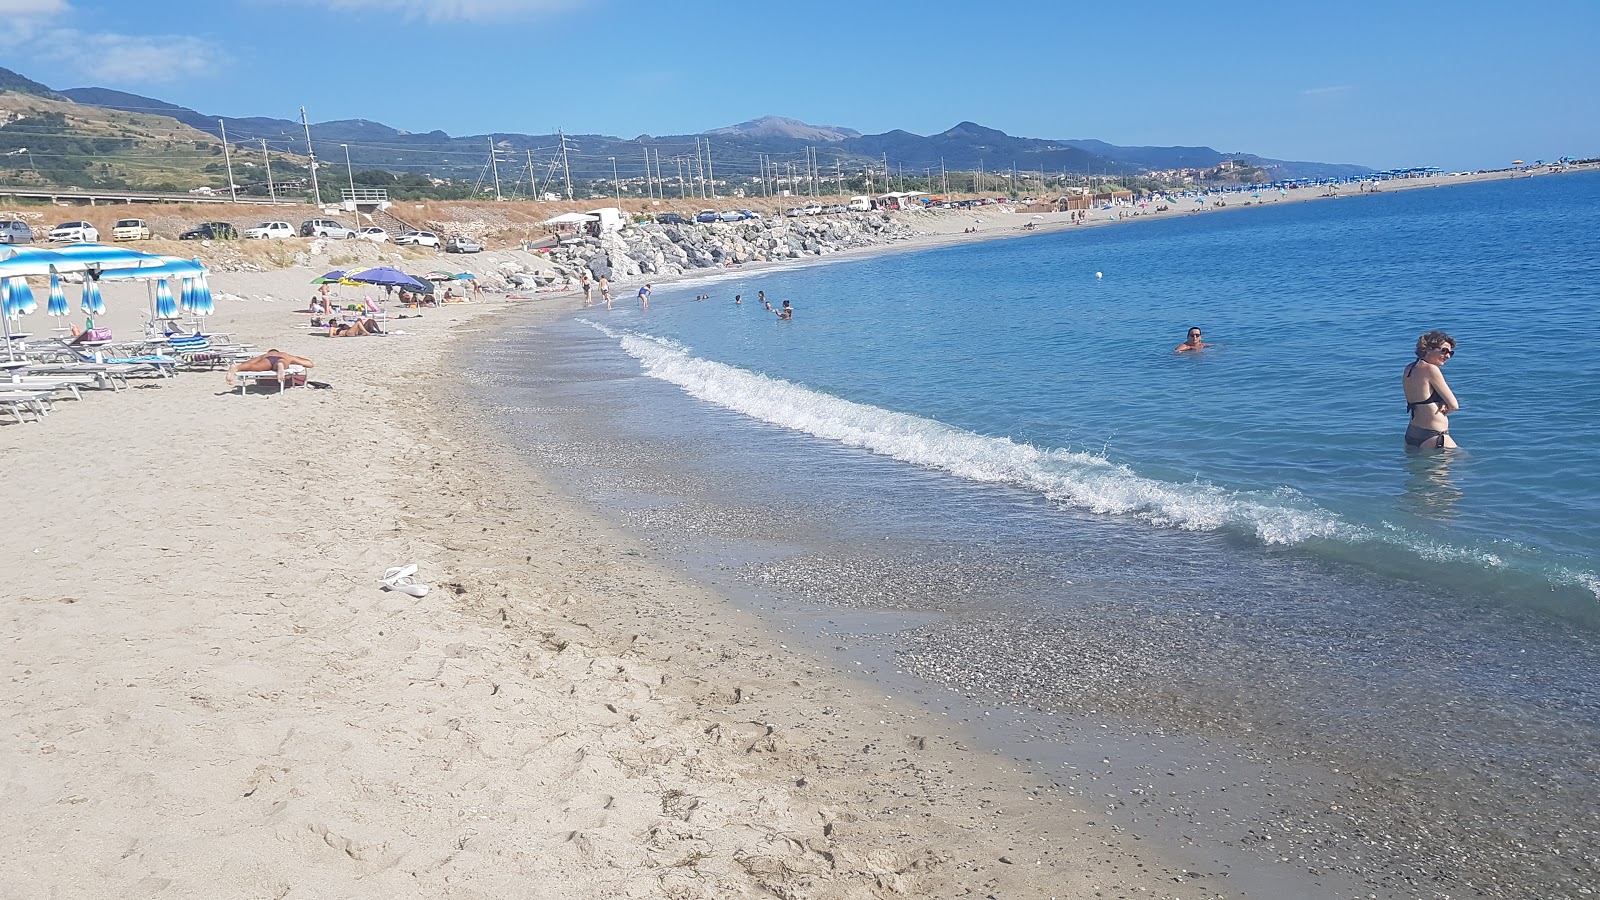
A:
[0,90,308,193]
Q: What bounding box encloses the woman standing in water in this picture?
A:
[1403,330,1460,450]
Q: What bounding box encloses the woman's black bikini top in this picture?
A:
[1403,361,1445,415]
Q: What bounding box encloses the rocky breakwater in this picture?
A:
[498,213,917,290]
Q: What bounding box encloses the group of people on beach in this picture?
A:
[1177,326,1461,450]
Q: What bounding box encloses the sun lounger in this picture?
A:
[0,388,56,422]
[21,363,134,391]
[235,365,305,396]
[165,334,257,370]
[2,375,97,401]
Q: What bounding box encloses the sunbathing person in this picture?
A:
[225,349,315,386]
[328,317,385,337]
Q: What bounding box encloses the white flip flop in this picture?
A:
[380,564,430,598]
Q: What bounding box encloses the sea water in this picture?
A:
[463,171,1600,895]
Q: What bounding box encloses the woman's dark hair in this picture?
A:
[1415,330,1455,359]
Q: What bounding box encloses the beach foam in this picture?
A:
[591,322,1600,605]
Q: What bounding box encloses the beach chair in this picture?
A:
[0,388,56,422]
[19,362,133,391]
[165,334,255,370]
[235,365,306,396]
[3,374,97,401]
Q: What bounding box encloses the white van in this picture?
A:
[848,196,873,212]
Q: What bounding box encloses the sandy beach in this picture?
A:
[1,267,1232,898]
[4,166,1591,898]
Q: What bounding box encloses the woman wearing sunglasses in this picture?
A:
[1403,330,1460,450]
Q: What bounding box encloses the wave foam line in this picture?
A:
[587,322,1597,601]
[593,322,1357,546]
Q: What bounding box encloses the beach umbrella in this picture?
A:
[154,278,178,318]
[189,273,215,316]
[179,277,195,312]
[6,275,37,316]
[47,272,69,317]
[338,266,426,291]
[81,278,105,316]
[312,270,346,284]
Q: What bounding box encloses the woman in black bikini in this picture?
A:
[1402,330,1460,450]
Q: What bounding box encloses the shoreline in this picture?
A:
[4,166,1592,897]
[0,281,1226,896]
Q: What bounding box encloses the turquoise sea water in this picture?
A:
[466,173,1600,893]
[583,172,1600,617]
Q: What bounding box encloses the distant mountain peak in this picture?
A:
[704,115,862,142]
[938,121,1012,141]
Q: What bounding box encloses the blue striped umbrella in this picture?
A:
[1,278,14,318]
[179,277,195,312]
[81,278,106,315]
[154,278,178,318]
[189,273,215,316]
[47,273,69,317]
[5,275,37,316]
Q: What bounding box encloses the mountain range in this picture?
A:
[2,66,1371,189]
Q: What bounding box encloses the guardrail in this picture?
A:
[0,185,303,206]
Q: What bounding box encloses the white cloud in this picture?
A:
[317,0,578,22]
[0,0,66,39]
[52,32,222,84]
[0,0,69,14]
[0,1,222,85]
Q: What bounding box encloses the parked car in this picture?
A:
[802,204,824,216]
[300,218,355,239]
[48,221,99,243]
[848,196,873,212]
[824,204,846,214]
[0,220,33,244]
[694,209,719,224]
[355,227,390,243]
[656,212,690,225]
[717,210,744,222]
[394,230,440,247]
[243,221,295,239]
[785,207,807,218]
[179,221,238,241]
[111,218,152,241]
[444,235,483,253]
[740,209,763,220]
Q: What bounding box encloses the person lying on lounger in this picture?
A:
[328,317,385,337]
[225,350,315,386]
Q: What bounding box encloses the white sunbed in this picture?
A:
[235,365,305,396]
[1,376,95,401]
[19,363,134,391]
[0,388,56,423]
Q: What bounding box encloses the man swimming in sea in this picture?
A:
[775,299,793,320]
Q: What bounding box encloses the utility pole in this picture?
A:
[526,150,536,200]
[218,119,237,202]
[557,130,572,201]
[487,136,503,201]
[836,160,842,197]
[300,106,321,206]
[641,142,653,200]
[610,156,619,203]
[654,148,664,200]
[705,140,715,199]
[676,157,685,199]
[259,139,276,203]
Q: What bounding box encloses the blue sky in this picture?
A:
[3,0,1596,171]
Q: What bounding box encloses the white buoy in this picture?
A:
[1095,271,1103,279]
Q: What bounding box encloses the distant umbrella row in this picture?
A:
[1,244,215,361]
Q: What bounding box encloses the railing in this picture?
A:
[340,188,390,204]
